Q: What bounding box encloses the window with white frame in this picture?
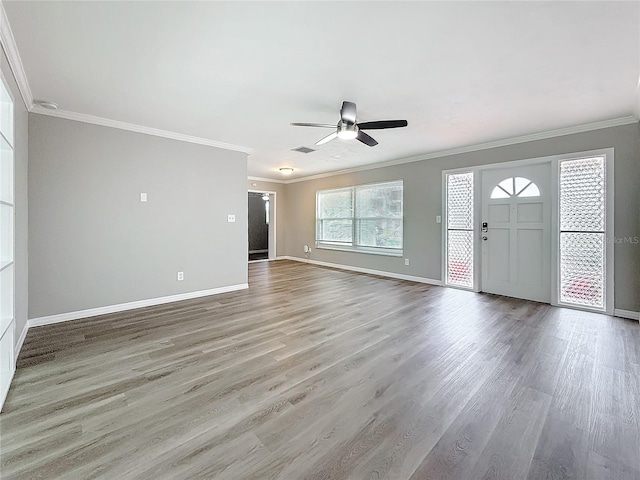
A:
[559,156,606,310]
[1,74,15,410]
[316,180,403,254]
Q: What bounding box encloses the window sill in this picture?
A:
[316,244,403,257]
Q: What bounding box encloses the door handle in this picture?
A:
[482,236,488,241]
[482,222,488,233]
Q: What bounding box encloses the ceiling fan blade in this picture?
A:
[315,131,338,146]
[340,101,357,124]
[357,120,408,130]
[356,131,378,147]
[290,122,336,128]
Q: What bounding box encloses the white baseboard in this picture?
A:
[14,321,28,360]
[281,256,442,286]
[0,368,14,412]
[28,283,249,328]
[614,309,640,321]
[281,258,638,319]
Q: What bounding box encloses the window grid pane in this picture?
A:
[317,219,353,244]
[355,183,403,219]
[447,230,473,287]
[356,218,403,248]
[317,188,353,219]
[447,173,474,229]
[560,232,604,308]
[0,79,14,146]
[560,157,605,232]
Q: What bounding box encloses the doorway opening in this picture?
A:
[248,191,276,262]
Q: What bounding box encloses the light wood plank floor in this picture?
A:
[1,260,639,479]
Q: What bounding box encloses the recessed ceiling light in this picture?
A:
[279,167,294,175]
[38,101,59,110]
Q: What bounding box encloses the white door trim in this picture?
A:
[248,189,277,261]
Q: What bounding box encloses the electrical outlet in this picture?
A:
[227,214,236,223]
[436,215,442,223]
[177,271,184,281]
[404,258,410,266]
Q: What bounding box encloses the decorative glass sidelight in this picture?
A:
[559,156,606,309]
[446,172,474,288]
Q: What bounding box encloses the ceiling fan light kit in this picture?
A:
[291,101,407,148]
[337,123,358,140]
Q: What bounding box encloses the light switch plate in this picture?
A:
[436,215,442,223]
[140,193,147,202]
[227,214,236,223]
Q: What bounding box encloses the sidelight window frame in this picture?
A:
[553,150,614,315]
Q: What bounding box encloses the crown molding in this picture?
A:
[1,2,252,154]
[0,1,33,109]
[247,176,287,184]
[31,105,254,154]
[268,115,638,184]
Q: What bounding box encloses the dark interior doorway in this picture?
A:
[248,192,269,261]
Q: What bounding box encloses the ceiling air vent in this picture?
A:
[291,146,316,154]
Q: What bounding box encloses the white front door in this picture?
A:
[481,163,551,303]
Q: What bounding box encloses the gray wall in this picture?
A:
[247,179,286,257]
[284,123,640,312]
[248,192,268,251]
[29,114,248,318]
[1,46,28,346]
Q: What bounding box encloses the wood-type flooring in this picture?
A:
[1,260,638,479]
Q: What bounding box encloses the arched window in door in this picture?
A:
[490,177,540,199]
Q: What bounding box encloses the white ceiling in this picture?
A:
[3,1,639,180]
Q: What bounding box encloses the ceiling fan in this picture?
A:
[291,101,408,147]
